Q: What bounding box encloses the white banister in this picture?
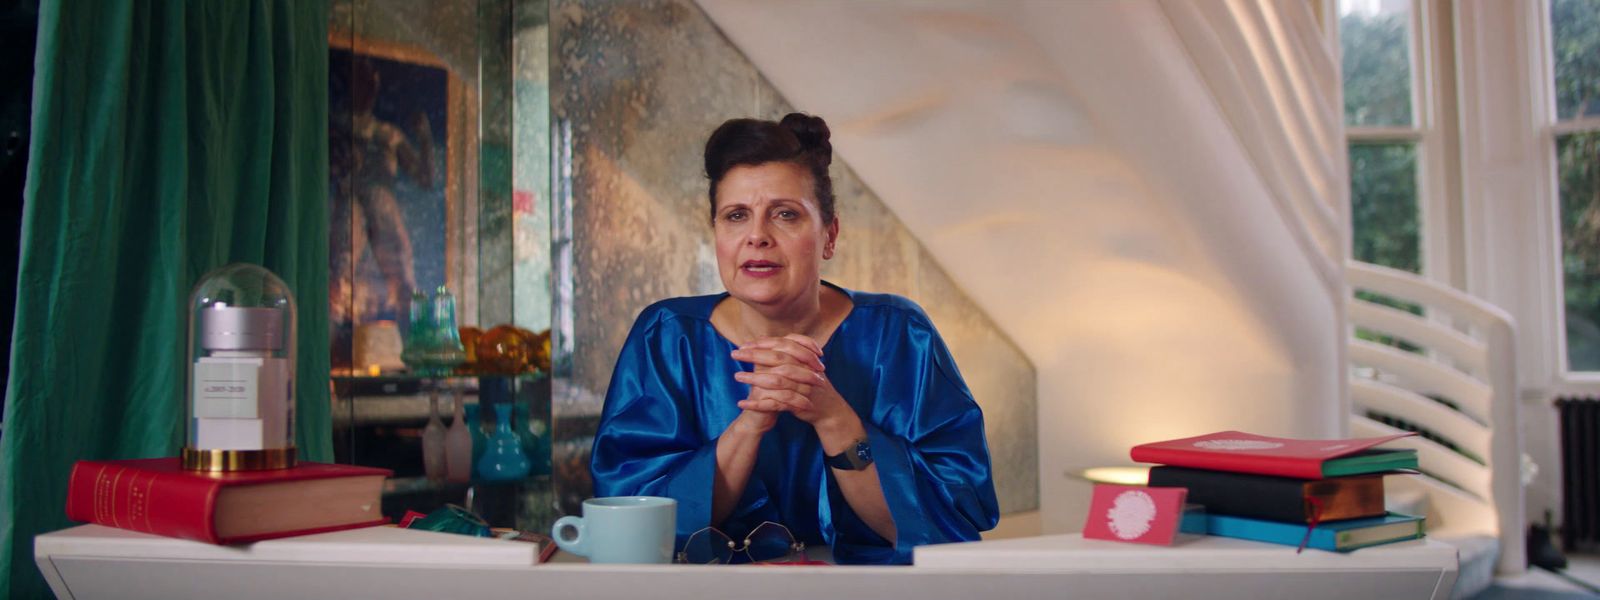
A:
[1349,379,1492,466]
[1352,416,1492,500]
[1348,301,1489,373]
[1346,261,1524,575]
[1349,340,1492,424]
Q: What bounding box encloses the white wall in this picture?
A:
[697,0,1348,531]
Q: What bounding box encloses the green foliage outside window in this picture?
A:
[1341,10,1413,127]
[1554,0,1600,371]
[1559,132,1600,370]
[1349,143,1421,274]
[1342,3,1423,351]
[1349,142,1423,351]
[1553,0,1600,120]
[1341,4,1420,277]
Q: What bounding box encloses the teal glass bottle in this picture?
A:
[428,286,466,375]
[401,290,433,373]
[477,403,531,481]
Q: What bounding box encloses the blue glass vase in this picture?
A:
[477,403,531,481]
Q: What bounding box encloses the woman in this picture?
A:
[591,113,998,565]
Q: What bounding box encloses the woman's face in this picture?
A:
[712,161,838,311]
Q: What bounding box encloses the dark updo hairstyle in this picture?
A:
[703,112,835,225]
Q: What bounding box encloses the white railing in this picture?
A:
[1346,261,1524,574]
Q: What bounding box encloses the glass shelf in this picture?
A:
[386,475,471,496]
[331,371,545,398]
[330,370,547,383]
[384,473,551,496]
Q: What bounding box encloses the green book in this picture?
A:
[1322,448,1418,477]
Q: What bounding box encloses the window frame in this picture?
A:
[1442,0,1600,396]
[1339,0,1458,282]
[1333,0,1600,392]
[1540,0,1600,383]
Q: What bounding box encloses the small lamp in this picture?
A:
[1078,466,1151,486]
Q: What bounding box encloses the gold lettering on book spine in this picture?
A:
[109,468,125,529]
[128,472,149,530]
[143,472,156,532]
[99,467,125,529]
[92,465,111,525]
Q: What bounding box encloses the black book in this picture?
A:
[1148,466,1386,523]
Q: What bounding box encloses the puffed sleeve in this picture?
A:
[822,314,1000,565]
[589,307,720,545]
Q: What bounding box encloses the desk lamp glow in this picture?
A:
[1078,466,1151,486]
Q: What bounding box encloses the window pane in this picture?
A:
[1340,0,1415,127]
[1558,131,1600,370]
[1349,142,1421,273]
[1551,0,1600,121]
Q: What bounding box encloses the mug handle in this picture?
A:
[551,515,587,557]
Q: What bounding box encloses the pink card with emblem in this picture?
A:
[1082,484,1189,546]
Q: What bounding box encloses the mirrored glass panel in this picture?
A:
[327,0,554,533]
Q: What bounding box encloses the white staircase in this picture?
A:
[1346,261,1526,597]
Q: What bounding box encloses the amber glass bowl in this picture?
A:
[457,326,483,373]
[477,325,534,374]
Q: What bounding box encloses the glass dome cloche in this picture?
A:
[184,263,297,471]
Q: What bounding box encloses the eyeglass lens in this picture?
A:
[743,522,798,563]
[681,527,735,564]
[680,522,801,564]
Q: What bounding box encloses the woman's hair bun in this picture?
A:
[704,113,838,224]
[779,112,832,167]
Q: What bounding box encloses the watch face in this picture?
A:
[853,442,873,467]
[827,439,874,470]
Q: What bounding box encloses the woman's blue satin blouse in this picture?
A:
[590,282,1000,565]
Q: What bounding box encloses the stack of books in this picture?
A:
[1130,431,1426,552]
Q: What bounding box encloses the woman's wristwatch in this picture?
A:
[824,438,874,470]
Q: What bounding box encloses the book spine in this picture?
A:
[1203,514,1339,551]
[1130,446,1323,478]
[65,461,223,543]
[1147,467,1310,522]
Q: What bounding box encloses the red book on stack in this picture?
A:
[65,458,390,544]
[1129,430,1418,479]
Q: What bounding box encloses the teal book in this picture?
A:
[1204,512,1425,552]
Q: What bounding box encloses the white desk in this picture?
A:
[36,525,1458,600]
[915,533,1459,600]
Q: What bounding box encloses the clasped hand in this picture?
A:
[729,334,851,434]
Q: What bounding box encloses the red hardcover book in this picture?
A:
[1129,430,1418,479]
[65,458,391,544]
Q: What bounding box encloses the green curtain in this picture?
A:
[0,1,330,597]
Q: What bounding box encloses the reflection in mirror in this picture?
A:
[329,0,483,371]
[326,0,554,534]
